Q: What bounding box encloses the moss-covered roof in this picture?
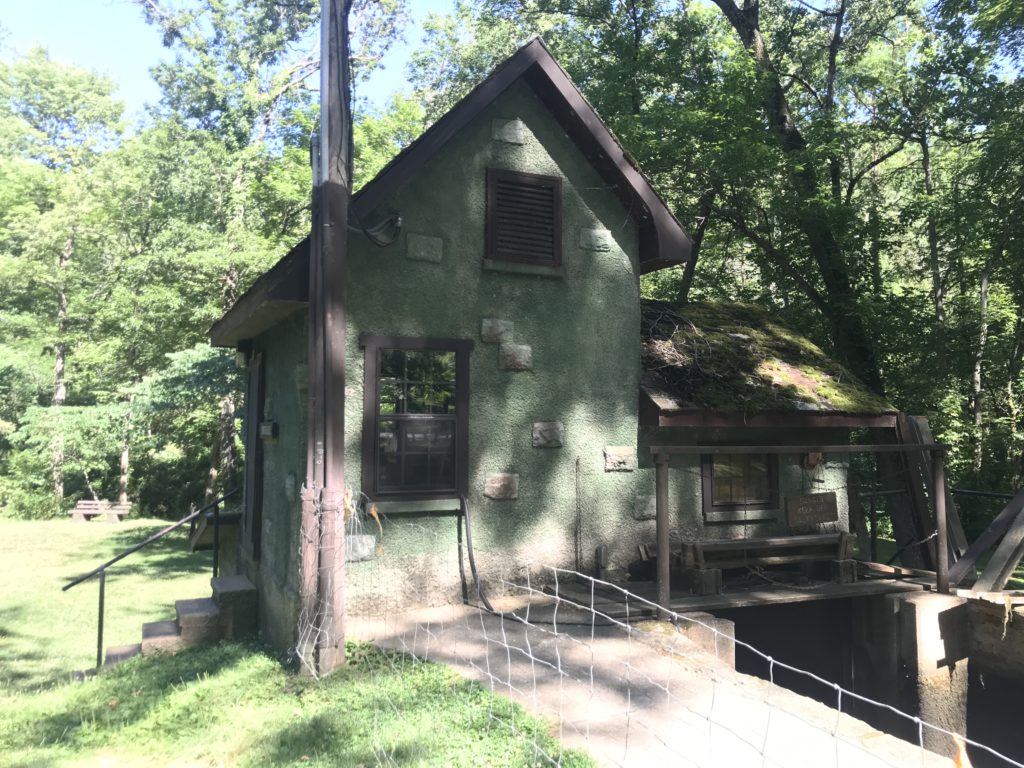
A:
[640,301,894,415]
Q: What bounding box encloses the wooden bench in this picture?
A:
[642,532,856,595]
[69,499,133,523]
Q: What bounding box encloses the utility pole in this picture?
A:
[301,0,352,676]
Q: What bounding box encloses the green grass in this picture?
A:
[0,519,595,767]
[0,642,592,767]
[0,517,213,690]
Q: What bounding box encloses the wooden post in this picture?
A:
[933,449,949,594]
[655,452,670,619]
[869,489,878,562]
[301,0,352,676]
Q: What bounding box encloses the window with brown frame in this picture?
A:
[486,168,562,265]
[360,335,472,500]
[701,453,779,523]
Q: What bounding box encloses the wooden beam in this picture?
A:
[933,449,949,593]
[973,504,1024,592]
[948,488,1024,585]
[913,416,968,559]
[858,561,937,580]
[895,413,937,569]
[655,411,897,429]
[648,443,946,455]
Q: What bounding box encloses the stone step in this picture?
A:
[104,643,142,668]
[175,597,221,644]
[141,619,184,655]
[211,575,258,639]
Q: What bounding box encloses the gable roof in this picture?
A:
[211,38,691,347]
[353,37,690,270]
[639,301,897,429]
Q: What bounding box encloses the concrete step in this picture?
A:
[104,643,142,668]
[212,575,258,639]
[175,597,221,644]
[141,619,184,655]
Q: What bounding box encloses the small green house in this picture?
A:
[210,39,892,652]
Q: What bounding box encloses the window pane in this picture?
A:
[380,349,406,378]
[712,454,771,506]
[377,418,455,493]
[379,378,402,414]
[378,349,456,415]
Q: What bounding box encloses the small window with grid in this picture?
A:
[701,453,779,523]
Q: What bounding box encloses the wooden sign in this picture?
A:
[786,492,838,527]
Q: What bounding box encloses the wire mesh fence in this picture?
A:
[328,514,1024,768]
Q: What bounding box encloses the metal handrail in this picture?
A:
[63,487,240,669]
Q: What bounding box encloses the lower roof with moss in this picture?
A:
[640,301,894,419]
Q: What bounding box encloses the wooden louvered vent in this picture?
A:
[486,169,562,265]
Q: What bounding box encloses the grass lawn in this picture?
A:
[0,518,593,767]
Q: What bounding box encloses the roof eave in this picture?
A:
[639,388,897,430]
[209,239,309,347]
[353,37,691,271]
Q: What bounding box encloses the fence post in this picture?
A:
[213,502,220,578]
[96,570,106,670]
[655,452,670,619]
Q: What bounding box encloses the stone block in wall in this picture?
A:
[499,343,532,371]
[579,228,612,252]
[492,118,525,144]
[604,446,637,472]
[633,494,656,521]
[532,421,564,448]
[484,473,519,500]
[481,318,513,344]
[406,233,443,263]
[345,534,377,562]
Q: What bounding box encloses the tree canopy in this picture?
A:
[1,0,1021,523]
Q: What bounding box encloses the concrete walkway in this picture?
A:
[350,597,951,768]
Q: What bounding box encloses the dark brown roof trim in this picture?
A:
[212,38,692,345]
[209,238,309,347]
[640,388,897,429]
[352,37,691,273]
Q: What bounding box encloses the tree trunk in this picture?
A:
[219,393,237,490]
[677,190,716,305]
[204,394,236,502]
[919,134,946,324]
[973,260,991,477]
[51,233,74,505]
[1009,289,1024,488]
[708,0,885,394]
[118,395,134,504]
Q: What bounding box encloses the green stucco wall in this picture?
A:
[244,312,307,652]
[342,80,644,611]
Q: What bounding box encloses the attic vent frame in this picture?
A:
[486,168,562,266]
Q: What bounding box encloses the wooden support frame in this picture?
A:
[949,488,1024,586]
[649,442,952,608]
[973,503,1024,592]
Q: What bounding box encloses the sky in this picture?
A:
[0,0,453,121]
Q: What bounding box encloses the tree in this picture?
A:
[0,49,124,510]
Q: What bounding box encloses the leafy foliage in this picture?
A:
[2,0,1023,522]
